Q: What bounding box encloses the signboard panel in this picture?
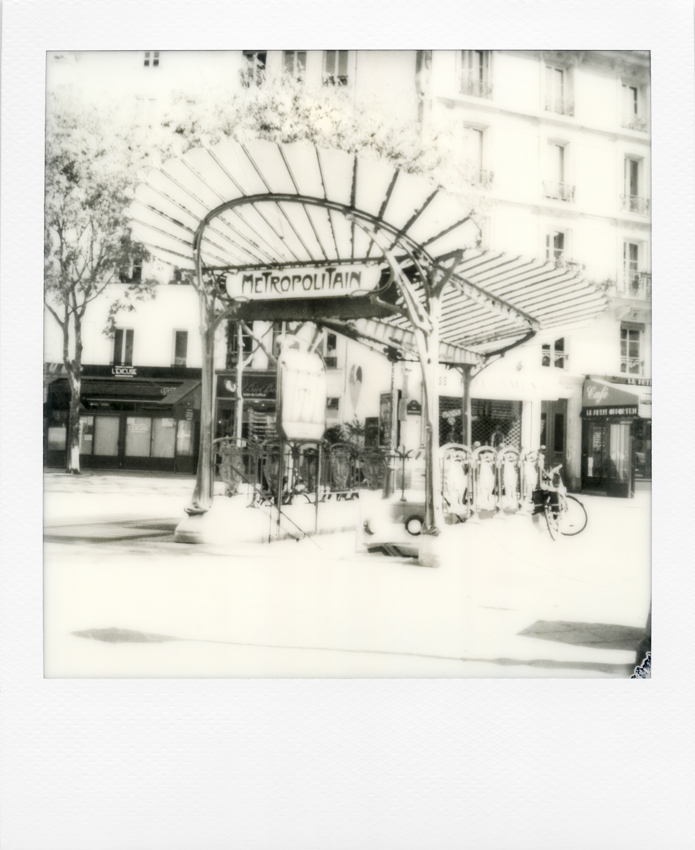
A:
[581,406,638,418]
[226,265,381,301]
[277,350,327,441]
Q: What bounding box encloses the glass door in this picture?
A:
[582,421,608,491]
[607,421,633,498]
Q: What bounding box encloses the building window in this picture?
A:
[323,50,348,86]
[119,261,142,283]
[545,65,573,116]
[545,230,566,261]
[459,50,492,98]
[173,331,188,367]
[622,157,649,214]
[622,241,651,299]
[622,83,648,131]
[144,51,160,68]
[542,337,566,368]
[242,51,266,87]
[324,332,338,369]
[462,126,493,187]
[283,50,306,80]
[326,397,340,412]
[543,142,574,201]
[620,323,643,375]
[113,329,134,366]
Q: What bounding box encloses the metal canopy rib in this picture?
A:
[128,139,608,357]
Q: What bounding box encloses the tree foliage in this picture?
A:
[44,88,158,471]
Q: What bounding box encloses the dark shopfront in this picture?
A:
[581,376,652,498]
[44,365,201,474]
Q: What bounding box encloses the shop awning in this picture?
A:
[582,376,652,419]
[128,139,608,362]
[158,380,201,410]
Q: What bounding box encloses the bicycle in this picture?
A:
[539,464,588,540]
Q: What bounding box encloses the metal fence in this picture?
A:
[215,437,549,517]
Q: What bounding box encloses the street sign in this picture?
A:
[226,265,381,301]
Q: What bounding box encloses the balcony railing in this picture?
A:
[459,75,493,99]
[619,271,652,301]
[621,195,650,215]
[464,164,494,188]
[620,358,644,376]
[622,116,649,132]
[545,98,574,116]
[543,181,575,202]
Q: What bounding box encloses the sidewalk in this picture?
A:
[43,472,651,678]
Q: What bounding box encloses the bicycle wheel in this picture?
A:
[544,496,560,541]
[559,495,588,536]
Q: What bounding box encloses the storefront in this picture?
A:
[215,369,278,443]
[44,365,201,474]
[580,376,651,497]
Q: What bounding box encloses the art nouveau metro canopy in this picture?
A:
[128,138,607,364]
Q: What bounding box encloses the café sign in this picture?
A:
[226,265,381,300]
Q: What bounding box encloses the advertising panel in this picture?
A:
[277,349,327,441]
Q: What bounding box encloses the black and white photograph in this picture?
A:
[1,1,693,848]
[42,48,652,679]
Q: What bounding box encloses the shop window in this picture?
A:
[79,416,94,455]
[545,64,573,115]
[152,417,176,458]
[125,416,152,457]
[283,50,306,80]
[620,322,643,375]
[176,420,194,456]
[93,416,120,456]
[542,337,566,368]
[543,142,574,202]
[242,51,266,87]
[621,82,648,131]
[113,329,134,366]
[459,50,492,98]
[173,330,188,367]
[143,51,160,68]
[323,50,348,86]
[47,426,67,451]
[622,156,649,214]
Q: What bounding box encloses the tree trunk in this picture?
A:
[186,299,216,515]
[66,372,82,473]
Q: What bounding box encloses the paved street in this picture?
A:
[44,471,651,678]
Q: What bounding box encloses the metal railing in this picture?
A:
[464,165,494,188]
[459,75,493,99]
[543,181,575,202]
[545,98,574,116]
[622,116,648,132]
[621,195,650,215]
[619,271,652,300]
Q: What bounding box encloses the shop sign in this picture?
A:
[243,373,276,400]
[112,366,137,377]
[406,399,422,415]
[582,379,638,408]
[582,406,638,418]
[226,265,381,301]
[161,386,176,395]
[602,375,651,387]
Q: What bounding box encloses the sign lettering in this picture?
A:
[582,406,638,418]
[113,366,137,377]
[226,265,381,301]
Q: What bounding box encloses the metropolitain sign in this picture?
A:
[226,265,381,300]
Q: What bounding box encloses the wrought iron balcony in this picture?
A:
[621,195,650,215]
[620,357,644,376]
[543,181,575,202]
[464,164,494,188]
[545,98,574,116]
[459,75,493,99]
[619,271,652,300]
[622,116,649,132]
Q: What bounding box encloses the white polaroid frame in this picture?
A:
[1,1,693,847]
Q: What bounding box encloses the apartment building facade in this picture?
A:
[44,50,650,494]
